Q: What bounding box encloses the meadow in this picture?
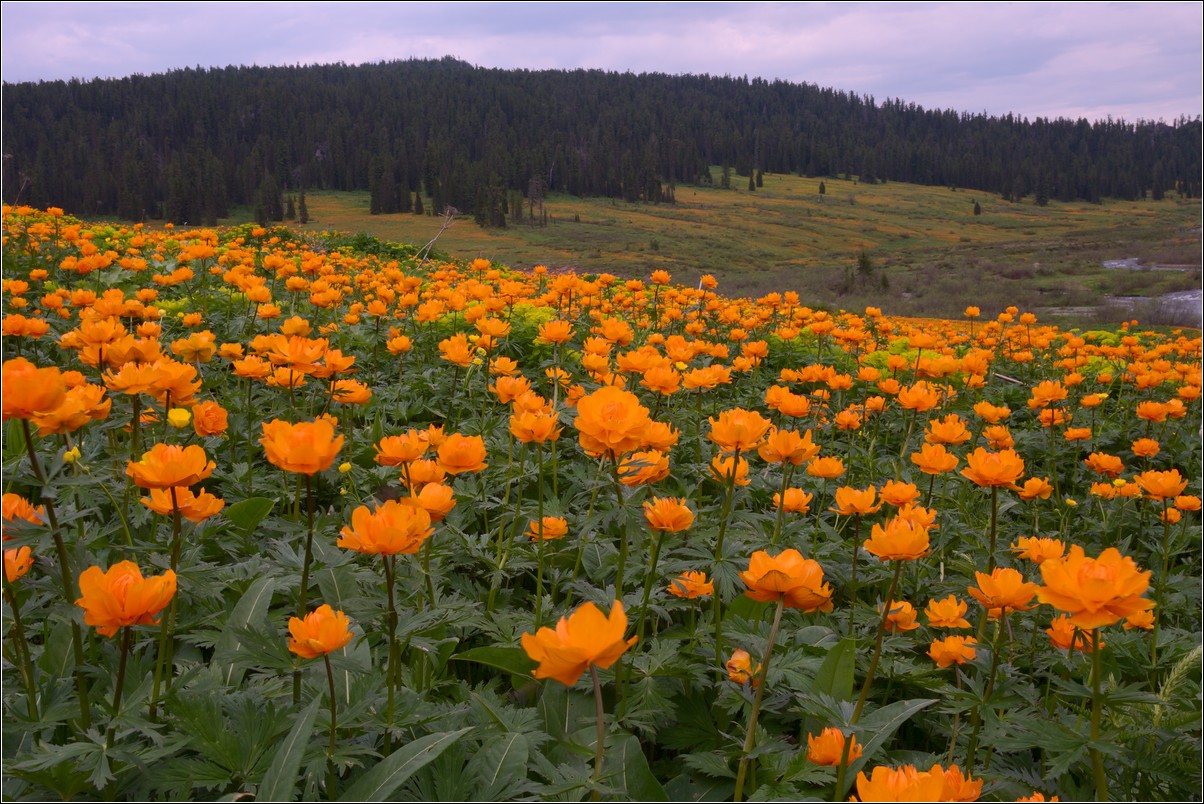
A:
[1,204,1201,801]
[280,174,1201,324]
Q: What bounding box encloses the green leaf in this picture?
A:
[608,734,669,801]
[258,697,321,802]
[213,576,276,685]
[224,497,275,533]
[339,728,473,802]
[451,646,537,678]
[465,732,530,801]
[841,698,938,797]
[812,637,856,701]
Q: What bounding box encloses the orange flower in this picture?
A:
[863,516,931,561]
[1130,438,1160,458]
[126,443,216,489]
[338,500,433,555]
[972,400,1010,423]
[574,386,651,458]
[831,485,882,516]
[1083,452,1124,478]
[404,482,456,522]
[981,425,1014,450]
[643,497,694,532]
[960,448,1025,488]
[726,648,760,685]
[490,374,532,403]
[880,599,920,631]
[375,431,429,465]
[31,382,111,435]
[937,764,983,802]
[806,455,846,480]
[618,450,670,486]
[667,570,713,599]
[436,433,488,474]
[1134,469,1188,500]
[2,357,67,421]
[709,408,772,453]
[1017,477,1054,501]
[1027,379,1068,409]
[288,604,354,658]
[1046,615,1105,652]
[911,443,959,475]
[191,400,228,437]
[1009,536,1065,564]
[757,428,820,465]
[774,487,813,513]
[896,381,942,412]
[879,480,920,507]
[925,414,971,445]
[1135,400,1167,423]
[75,561,177,638]
[140,487,225,522]
[1035,545,1152,629]
[739,549,833,612]
[927,635,978,667]
[709,454,750,486]
[260,419,344,475]
[438,333,474,367]
[528,516,569,541]
[967,567,1038,619]
[510,410,563,444]
[806,727,862,766]
[536,320,574,344]
[925,594,971,628]
[1122,609,1155,631]
[4,545,34,582]
[521,600,637,685]
[850,765,946,802]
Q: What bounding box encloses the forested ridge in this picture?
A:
[3,56,1200,225]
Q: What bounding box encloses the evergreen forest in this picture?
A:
[3,57,1200,226]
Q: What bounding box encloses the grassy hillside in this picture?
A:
[279,173,1199,323]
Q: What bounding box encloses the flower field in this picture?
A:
[2,205,1200,801]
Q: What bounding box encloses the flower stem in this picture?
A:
[150,489,183,720]
[1089,628,1108,801]
[3,582,39,720]
[590,665,607,802]
[733,596,785,802]
[986,485,999,571]
[713,451,738,667]
[964,616,1006,775]
[106,627,133,750]
[383,554,399,753]
[22,418,91,730]
[297,474,316,614]
[852,560,903,723]
[324,652,339,797]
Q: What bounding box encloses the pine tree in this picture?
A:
[818,181,826,196]
[298,190,309,224]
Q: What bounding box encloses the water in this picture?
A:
[1102,258,1202,328]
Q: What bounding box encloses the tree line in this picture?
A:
[3,57,1199,225]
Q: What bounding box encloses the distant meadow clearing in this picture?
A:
[1,205,1201,801]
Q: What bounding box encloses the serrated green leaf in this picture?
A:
[258,697,321,802]
[338,727,472,801]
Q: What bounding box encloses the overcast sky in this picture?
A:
[2,1,1200,123]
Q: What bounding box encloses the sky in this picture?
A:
[2,1,1200,123]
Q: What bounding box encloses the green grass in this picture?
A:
[268,174,1199,324]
